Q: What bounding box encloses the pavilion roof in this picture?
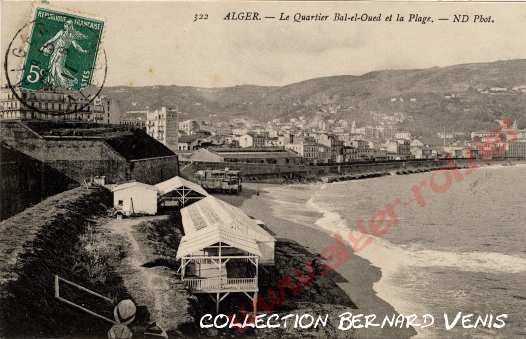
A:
[176,196,275,259]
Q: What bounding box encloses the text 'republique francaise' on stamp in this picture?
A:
[3,6,107,114]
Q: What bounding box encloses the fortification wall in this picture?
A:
[1,121,179,185]
[45,159,130,184]
[0,144,76,220]
[130,155,180,184]
[1,121,123,162]
[40,138,123,161]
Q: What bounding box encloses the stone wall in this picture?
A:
[130,155,179,184]
[1,121,179,186]
[0,144,75,220]
[45,159,130,184]
[0,121,180,219]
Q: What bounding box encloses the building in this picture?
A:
[443,146,465,158]
[471,131,498,141]
[343,145,378,161]
[177,134,203,152]
[470,141,507,159]
[506,141,526,158]
[1,120,179,185]
[119,110,148,129]
[354,126,376,139]
[237,133,267,148]
[0,87,110,123]
[398,139,411,159]
[410,139,425,159]
[330,136,344,163]
[380,126,396,140]
[155,175,208,208]
[110,181,158,216]
[120,118,146,130]
[278,134,292,146]
[251,133,267,148]
[395,131,411,140]
[316,144,331,164]
[422,146,434,159]
[263,137,281,147]
[180,119,200,135]
[383,139,411,159]
[177,195,275,313]
[146,106,179,151]
[286,136,317,160]
[238,134,254,148]
[189,147,301,165]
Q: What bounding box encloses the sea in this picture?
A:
[260,164,526,338]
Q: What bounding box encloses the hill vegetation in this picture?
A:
[104,59,526,137]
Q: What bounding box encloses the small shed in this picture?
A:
[110,181,158,215]
[155,176,208,208]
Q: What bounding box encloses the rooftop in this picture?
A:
[177,196,275,262]
[155,176,208,197]
[109,181,158,192]
[10,120,176,161]
[210,147,291,153]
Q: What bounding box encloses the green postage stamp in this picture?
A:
[21,8,104,92]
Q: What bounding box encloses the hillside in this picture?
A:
[104,59,526,136]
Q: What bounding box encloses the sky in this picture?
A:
[2,0,526,88]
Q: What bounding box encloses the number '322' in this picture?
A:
[194,13,208,22]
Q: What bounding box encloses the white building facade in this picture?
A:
[146,106,179,151]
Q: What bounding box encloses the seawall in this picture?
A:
[181,158,523,183]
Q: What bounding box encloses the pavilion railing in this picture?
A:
[186,256,257,265]
[183,277,257,292]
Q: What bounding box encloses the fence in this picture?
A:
[183,277,257,292]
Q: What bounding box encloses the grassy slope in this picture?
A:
[0,187,131,338]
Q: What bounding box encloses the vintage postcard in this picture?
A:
[1,1,525,339]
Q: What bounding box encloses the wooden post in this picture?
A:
[130,197,135,215]
[218,243,222,288]
[216,292,220,314]
[255,257,259,286]
[253,292,258,317]
[254,257,258,317]
[54,275,59,298]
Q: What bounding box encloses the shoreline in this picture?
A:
[215,185,417,339]
[220,164,526,339]
[236,158,526,185]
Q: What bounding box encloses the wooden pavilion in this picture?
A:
[155,175,208,208]
[176,195,275,314]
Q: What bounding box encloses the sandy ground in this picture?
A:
[215,184,417,339]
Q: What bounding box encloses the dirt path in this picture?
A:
[105,216,184,333]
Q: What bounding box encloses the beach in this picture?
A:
[216,164,526,339]
[216,184,418,339]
